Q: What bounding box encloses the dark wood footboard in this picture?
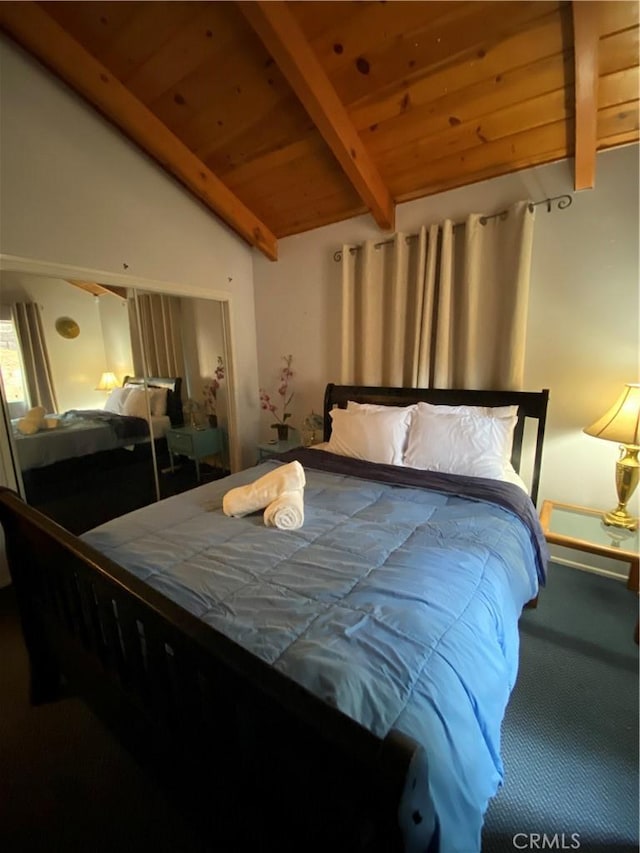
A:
[0,487,435,852]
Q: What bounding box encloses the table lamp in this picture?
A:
[95,371,119,392]
[583,383,640,530]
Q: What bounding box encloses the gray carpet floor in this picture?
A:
[483,563,639,853]
[0,562,637,852]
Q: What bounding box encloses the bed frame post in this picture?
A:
[529,389,549,506]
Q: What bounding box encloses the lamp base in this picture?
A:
[603,445,639,531]
[603,506,638,531]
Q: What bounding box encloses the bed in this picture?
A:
[0,383,549,853]
[11,376,183,472]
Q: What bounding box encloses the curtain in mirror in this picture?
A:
[12,302,58,412]
[131,290,230,502]
[129,292,184,377]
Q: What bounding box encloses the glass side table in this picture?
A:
[540,500,639,643]
[539,500,638,586]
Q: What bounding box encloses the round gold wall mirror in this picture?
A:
[55,316,80,339]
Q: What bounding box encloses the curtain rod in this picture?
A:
[333,194,572,261]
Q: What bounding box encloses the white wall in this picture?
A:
[0,36,260,472]
[0,271,111,410]
[99,292,133,383]
[253,145,639,523]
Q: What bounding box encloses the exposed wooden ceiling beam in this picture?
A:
[67,280,128,299]
[572,1,599,190]
[0,1,278,261]
[238,1,395,231]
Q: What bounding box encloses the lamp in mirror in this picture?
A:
[584,383,640,530]
[95,371,119,392]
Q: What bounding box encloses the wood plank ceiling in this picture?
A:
[1,1,638,260]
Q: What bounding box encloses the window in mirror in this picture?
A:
[0,313,28,419]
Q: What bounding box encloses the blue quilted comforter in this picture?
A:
[82,449,547,852]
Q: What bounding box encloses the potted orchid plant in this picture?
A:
[260,354,294,441]
[202,356,225,427]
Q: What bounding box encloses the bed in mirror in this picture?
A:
[0,271,232,532]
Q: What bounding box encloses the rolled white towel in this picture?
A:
[223,460,306,518]
[17,418,40,435]
[264,488,304,530]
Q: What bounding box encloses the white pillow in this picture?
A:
[403,407,517,480]
[503,462,528,492]
[415,401,517,419]
[347,400,417,417]
[327,407,413,466]
[120,385,168,417]
[104,386,132,415]
[149,387,168,417]
[123,388,150,419]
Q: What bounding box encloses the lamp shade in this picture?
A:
[95,371,119,391]
[583,383,640,446]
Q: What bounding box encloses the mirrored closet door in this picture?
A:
[0,270,231,534]
[129,289,230,502]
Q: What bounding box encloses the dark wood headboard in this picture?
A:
[323,384,549,505]
[122,376,183,426]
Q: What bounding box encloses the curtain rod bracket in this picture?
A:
[482,194,573,225]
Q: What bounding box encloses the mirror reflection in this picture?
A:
[0,272,231,533]
[130,288,230,500]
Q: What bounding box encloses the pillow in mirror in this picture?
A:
[120,385,168,418]
[149,387,168,417]
[123,388,149,419]
[104,386,132,415]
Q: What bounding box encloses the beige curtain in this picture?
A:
[340,200,535,390]
[129,293,185,378]
[12,302,58,412]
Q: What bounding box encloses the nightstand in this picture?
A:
[540,500,639,589]
[257,437,301,462]
[540,500,639,641]
[167,426,223,482]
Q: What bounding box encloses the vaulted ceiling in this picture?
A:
[1,1,638,260]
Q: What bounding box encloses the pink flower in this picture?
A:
[202,357,225,414]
